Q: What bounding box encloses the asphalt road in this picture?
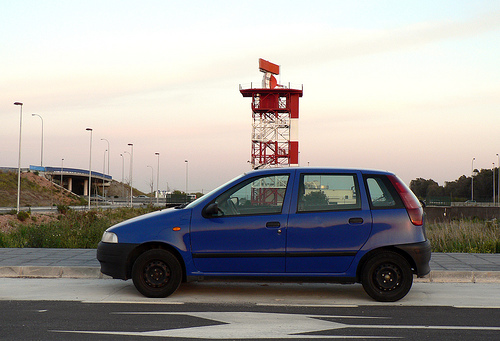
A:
[2,300,500,340]
[2,278,500,340]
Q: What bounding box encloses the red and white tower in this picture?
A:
[240,59,303,169]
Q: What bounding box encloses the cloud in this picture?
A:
[274,10,500,67]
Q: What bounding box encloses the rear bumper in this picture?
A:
[396,239,432,277]
[96,242,138,280]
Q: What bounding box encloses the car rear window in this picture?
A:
[364,175,404,209]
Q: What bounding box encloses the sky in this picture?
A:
[1,0,499,193]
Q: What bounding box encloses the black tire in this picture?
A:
[361,251,413,302]
[132,249,182,298]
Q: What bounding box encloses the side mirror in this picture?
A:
[204,203,220,217]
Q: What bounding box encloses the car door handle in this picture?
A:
[266,221,281,228]
[349,217,364,224]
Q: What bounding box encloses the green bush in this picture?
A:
[17,211,30,222]
[57,205,70,214]
[0,206,160,249]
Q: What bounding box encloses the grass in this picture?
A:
[1,207,499,252]
[426,219,500,253]
[0,206,160,249]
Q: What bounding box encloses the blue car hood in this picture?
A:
[106,207,192,244]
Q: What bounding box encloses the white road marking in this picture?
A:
[453,306,500,309]
[257,303,359,308]
[53,311,391,339]
[115,312,387,320]
[52,311,500,339]
[83,300,185,305]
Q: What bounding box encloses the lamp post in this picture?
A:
[102,149,107,202]
[61,158,64,188]
[471,157,475,202]
[123,151,130,201]
[31,113,44,167]
[128,143,134,207]
[185,160,188,201]
[101,138,110,201]
[14,102,23,213]
[120,153,125,199]
[147,165,154,204]
[100,138,110,175]
[155,152,160,204]
[86,128,93,210]
[497,154,500,205]
[494,163,496,205]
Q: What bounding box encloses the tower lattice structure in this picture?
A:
[240,59,303,170]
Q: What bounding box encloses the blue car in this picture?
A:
[97,168,430,302]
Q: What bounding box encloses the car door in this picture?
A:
[286,171,372,273]
[190,172,293,273]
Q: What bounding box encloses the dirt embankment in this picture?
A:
[0,171,81,233]
[0,171,82,208]
[0,212,59,233]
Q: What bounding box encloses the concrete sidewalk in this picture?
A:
[0,248,500,282]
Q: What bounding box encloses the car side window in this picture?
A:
[365,175,403,209]
[212,174,289,217]
[297,174,360,212]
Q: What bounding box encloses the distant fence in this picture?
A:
[425,206,500,222]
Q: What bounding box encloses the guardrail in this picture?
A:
[239,83,303,91]
[30,165,112,180]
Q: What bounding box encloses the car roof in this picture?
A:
[244,167,394,176]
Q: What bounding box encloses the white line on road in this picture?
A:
[52,311,500,339]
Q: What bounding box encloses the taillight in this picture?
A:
[388,175,424,226]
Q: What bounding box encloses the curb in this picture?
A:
[1,267,500,283]
[0,266,109,279]
[415,270,500,283]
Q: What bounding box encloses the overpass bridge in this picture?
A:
[30,165,112,196]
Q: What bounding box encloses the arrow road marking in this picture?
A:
[52,311,500,339]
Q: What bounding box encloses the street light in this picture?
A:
[128,143,134,207]
[497,154,499,205]
[493,162,496,204]
[14,102,23,213]
[155,152,160,204]
[471,157,475,202]
[102,149,107,201]
[120,153,125,198]
[100,138,110,175]
[147,165,154,204]
[31,113,44,167]
[185,160,188,199]
[86,128,93,210]
[61,158,64,188]
[123,151,131,200]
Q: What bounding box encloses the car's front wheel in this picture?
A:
[361,251,413,302]
[132,249,182,298]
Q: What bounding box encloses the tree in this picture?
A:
[444,175,470,200]
[410,178,441,199]
[410,167,499,203]
[302,191,329,206]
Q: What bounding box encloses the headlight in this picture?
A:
[101,231,118,243]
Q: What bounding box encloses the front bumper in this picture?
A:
[396,239,432,277]
[96,242,138,280]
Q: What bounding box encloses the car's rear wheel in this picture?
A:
[361,251,413,302]
[132,249,182,298]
